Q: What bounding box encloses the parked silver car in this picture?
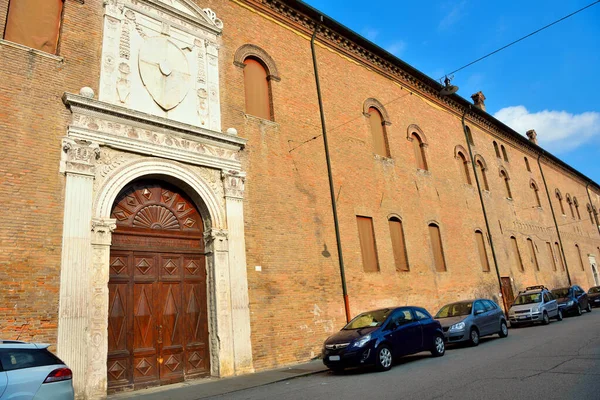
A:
[508,285,562,326]
[435,299,508,346]
[0,340,74,400]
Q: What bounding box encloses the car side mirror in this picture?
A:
[475,309,484,315]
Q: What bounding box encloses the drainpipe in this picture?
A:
[461,108,505,313]
[311,18,351,323]
[537,154,572,285]
[586,182,600,238]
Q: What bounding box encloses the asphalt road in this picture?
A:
[217,310,600,400]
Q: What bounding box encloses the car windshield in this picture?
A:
[435,302,472,318]
[343,309,392,329]
[551,288,570,298]
[588,287,600,294]
[514,293,542,305]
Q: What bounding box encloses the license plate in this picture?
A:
[519,315,527,319]
[329,355,340,361]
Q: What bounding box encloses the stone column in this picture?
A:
[87,218,116,399]
[57,138,100,399]
[222,171,254,374]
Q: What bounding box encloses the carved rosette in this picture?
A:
[222,171,245,199]
[60,138,101,176]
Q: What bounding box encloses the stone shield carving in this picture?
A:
[139,36,191,111]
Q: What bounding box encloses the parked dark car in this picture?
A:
[588,286,600,308]
[322,306,445,372]
[551,285,591,316]
[435,299,508,346]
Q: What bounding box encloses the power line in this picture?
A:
[441,0,600,80]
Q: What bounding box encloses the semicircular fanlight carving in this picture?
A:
[133,205,180,230]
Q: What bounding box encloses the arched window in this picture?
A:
[527,239,540,271]
[412,133,428,171]
[510,236,524,272]
[493,141,500,158]
[566,194,575,218]
[500,169,512,199]
[530,180,541,207]
[555,242,565,271]
[574,197,581,220]
[243,57,273,120]
[465,126,474,146]
[475,230,490,272]
[501,145,509,162]
[576,244,585,271]
[389,217,409,272]
[457,151,471,185]
[368,107,390,157]
[524,157,531,172]
[429,223,447,272]
[587,204,594,224]
[476,159,489,191]
[594,206,599,227]
[556,190,565,215]
[4,0,64,54]
[546,242,557,271]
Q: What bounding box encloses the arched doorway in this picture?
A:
[106,180,210,392]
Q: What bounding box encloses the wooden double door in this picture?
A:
[107,181,210,392]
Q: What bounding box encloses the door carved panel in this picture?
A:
[107,181,209,392]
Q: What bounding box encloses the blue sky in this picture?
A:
[303,0,600,182]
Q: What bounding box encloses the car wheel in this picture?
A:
[375,345,393,371]
[469,328,480,347]
[556,309,563,321]
[586,303,592,313]
[542,311,550,325]
[498,320,508,338]
[576,304,582,316]
[431,335,445,357]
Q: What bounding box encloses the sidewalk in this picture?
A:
[108,359,328,399]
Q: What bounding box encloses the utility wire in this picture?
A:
[442,0,600,79]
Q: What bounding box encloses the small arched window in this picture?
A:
[243,57,273,120]
[465,126,474,146]
[412,133,428,171]
[510,236,524,272]
[546,242,557,271]
[530,180,541,207]
[501,145,509,162]
[389,217,409,272]
[475,230,490,272]
[587,204,594,224]
[4,0,64,54]
[500,169,512,199]
[576,244,585,271]
[457,152,471,185]
[368,107,390,157]
[566,194,575,218]
[476,159,489,191]
[555,242,565,271]
[556,190,565,215]
[574,197,581,220]
[428,223,447,272]
[524,157,531,172]
[493,141,500,158]
[527,239,540,271]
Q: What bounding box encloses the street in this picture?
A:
[217,310,600,400]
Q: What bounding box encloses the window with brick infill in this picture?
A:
[4,0,63,54]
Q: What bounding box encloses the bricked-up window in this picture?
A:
[556,190,565,215]
[575,244,585,271]
[243,57,272,120]
[457,152,471,185]
[547,242,557,271]
[524,157,531,172]
[574,197,581,220]
[510,236,524,272]
[587,204,594,224]
[465,126,474,146]
[368,107,389,157]
[357,216,379,272]
[429,223,447,272]
[500,170,512,199]
[566,194,575,218]
[389,217,409,272]
[501,145,509,162]
[412,133,428,170]
[555,242,565,271]
[527,238,540,271]
[476,160,489,191]
[531,180,541,207]
[493,141,500,158]
[4,0,64,54]
[475,230,490,272]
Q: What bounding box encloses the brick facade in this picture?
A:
[1,0,599,390]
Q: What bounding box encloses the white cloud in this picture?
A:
[438,0,467,30]
[386,40,406,56]
[493,106,600,153]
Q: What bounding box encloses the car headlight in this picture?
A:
[450,321,466,331]
[567,300,574,306]
[352,334,371,348]
[531,306,540,313]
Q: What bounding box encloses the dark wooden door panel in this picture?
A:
[184,282,210,375]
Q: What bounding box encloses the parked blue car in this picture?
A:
[322,306,445,372]
[551,285,592,316]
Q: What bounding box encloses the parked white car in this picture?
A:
[0,340,74,400]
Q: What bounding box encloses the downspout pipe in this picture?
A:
[461,108,505,313]
[586,182,600,237]
[538,154,572,286]
[311,18,351,323]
